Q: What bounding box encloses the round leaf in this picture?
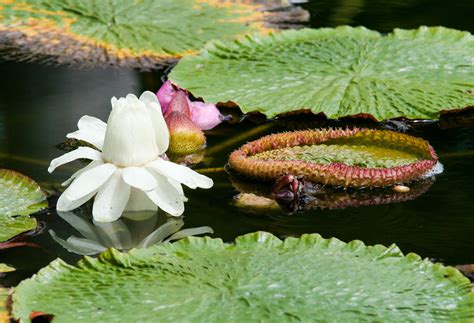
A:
[170,26,474,120]
[0,169,47,242]
[12,232,474,321]
[0,0,296,69]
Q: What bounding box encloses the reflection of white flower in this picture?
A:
[49,92,213,222]
[50,210,213,255]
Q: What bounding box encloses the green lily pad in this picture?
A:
[12,232,474,321]
[0,169,47,242]
[0,286,10,323]
[0,0,300,69]
[170,26,474,120]
[0,263,15,273]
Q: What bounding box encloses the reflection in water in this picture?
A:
[230,174,434,214]
[49,209,213,256]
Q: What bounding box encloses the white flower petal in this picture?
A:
[168,178,188,202]
[92,169,131,222]
[122,167,157,192]
[147,158,213,189]
[146,101,169,154]
[66,115,107,150]
[146,173,184,217]
[65,163,117,201]
[139,91,159,105]
[48,147,102,173]
[102,96,159,167]
[126,93,138,100]
[62,160,103,187]
[125,189,158,212]
[57,190,96,212]
[151,102,169,154]
[111,97,118,109]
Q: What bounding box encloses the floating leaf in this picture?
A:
[229,128,440,188]
[0,169,47,242]
[0,0,306,69]
[0,286,10,323]
[12,232,474,321]
[0,264,15,273]
[170,26,474,120]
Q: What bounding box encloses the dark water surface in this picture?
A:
[1,0,474,286]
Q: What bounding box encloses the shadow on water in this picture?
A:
[1,0,474,285]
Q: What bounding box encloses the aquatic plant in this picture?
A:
[0,169,47,242]
[48,92,213,222]
[229,128,441,188]
[170,26,474,120]
[157,81,224,131]
[0,0,307,69]
[11,232,474,321]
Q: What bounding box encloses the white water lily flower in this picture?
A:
[49,91,213,222]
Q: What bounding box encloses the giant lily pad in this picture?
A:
[170,26,474,120]
[229,128,440,188]
[0,169,47,242]
[12,232,474,321]
[0,0,305,69]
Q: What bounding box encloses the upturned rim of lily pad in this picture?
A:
[228,128,439,188]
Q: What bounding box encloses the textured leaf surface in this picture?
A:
[0,0,292,69]
[0,169,46,242]
[170,26,474,120]
[229,128,439,187]
[13,232,474,322]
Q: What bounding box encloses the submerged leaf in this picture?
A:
[0,0,303,69]
[170,26,474,120]
[0,169,47,242]
[12,232,474,321]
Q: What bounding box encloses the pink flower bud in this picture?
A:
[156,80,176,114]
[190,101,223,130]
[165,111,206,155]
[166,91,192,118]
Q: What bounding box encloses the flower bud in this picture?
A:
[190,101,223,130]
[165,112,205,155]
[102,95,160,166]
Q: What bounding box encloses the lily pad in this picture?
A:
[0,287,10,323]
[12,232,474,321]
[229,128,439,188]
[0,169,47,242]
[169,26,474,120]
[0,263,15,273]
[0,0,303,69]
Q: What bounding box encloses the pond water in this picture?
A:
[1,0,474,287]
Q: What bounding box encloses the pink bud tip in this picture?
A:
[190,101,223,130]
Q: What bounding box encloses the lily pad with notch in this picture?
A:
[170,26,474,121]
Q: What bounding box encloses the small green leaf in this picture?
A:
[12,232,474,321]
[0,263,15,273]
[0,169,47,242]
[170,26,474,120]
